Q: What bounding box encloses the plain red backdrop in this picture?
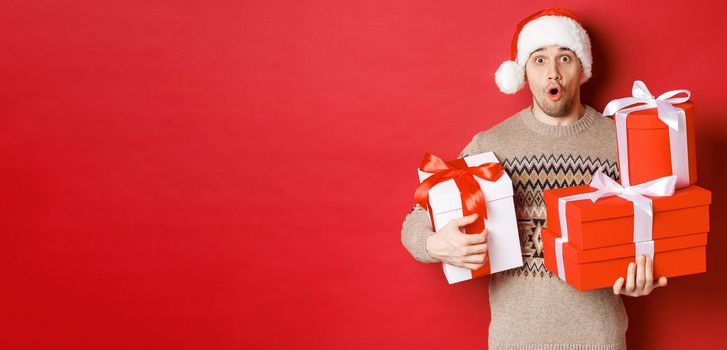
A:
[2,0,726,348]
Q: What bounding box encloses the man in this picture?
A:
[401,8,667,349]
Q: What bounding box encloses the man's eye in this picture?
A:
[560,56,570,62]
[536,58,544,64]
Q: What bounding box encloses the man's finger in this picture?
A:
[454,214,479,228]
[463,254,486,264]
[656,276,668,288]
[465,243,487,255]
[624,262,636,294]
[465,232,487,245]
[464,263,484,271]
[643,257,654,294]
[635,255,646,295]
[613,277,625,295]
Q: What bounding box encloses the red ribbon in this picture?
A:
[414,153,503,234]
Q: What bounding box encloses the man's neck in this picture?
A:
[531,101,586,126]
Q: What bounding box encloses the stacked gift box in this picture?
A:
[542,81,712,291]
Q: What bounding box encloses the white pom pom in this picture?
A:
[494,60,525,94]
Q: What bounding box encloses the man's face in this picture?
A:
[525,45,583,118]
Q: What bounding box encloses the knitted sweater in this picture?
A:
[401,105,628,350]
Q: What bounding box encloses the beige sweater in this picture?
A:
[401,105,628,350]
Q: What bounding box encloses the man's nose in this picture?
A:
[547,61,562,81]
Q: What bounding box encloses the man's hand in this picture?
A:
[613,255,667,297]
[425,214,488,270]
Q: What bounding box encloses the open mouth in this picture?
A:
[547,85,562,101]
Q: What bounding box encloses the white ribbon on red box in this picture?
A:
[603,80,691,188]
[554,171,676,282]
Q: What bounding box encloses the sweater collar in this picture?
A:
[519,104,600,137]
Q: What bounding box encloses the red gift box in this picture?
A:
[603,81,697,189]
[544,184,711,250]
[543,229,707,291]
[542,171,711,291]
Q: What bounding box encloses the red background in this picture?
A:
[2,1,726,348]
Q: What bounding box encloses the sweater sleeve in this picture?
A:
[400,133,482,263]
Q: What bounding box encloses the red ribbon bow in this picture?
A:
[414,153,503,234]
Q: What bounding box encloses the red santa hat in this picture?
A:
[494,7,592,94]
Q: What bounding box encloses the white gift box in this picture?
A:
[417,152,523,284]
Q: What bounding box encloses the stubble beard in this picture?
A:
[535,90,576,118]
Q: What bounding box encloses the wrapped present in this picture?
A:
[542,229,707,291]
[415,152,523,284]
[544,179,711,251]
[603,80,697,189]
[542,171,711,291]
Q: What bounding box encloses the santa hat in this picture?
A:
[494,7,592,94]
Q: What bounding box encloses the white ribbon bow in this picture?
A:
[603,80,690,131]
[554,170,677,282]
[588,171,676,221]
[602,81,692,188]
